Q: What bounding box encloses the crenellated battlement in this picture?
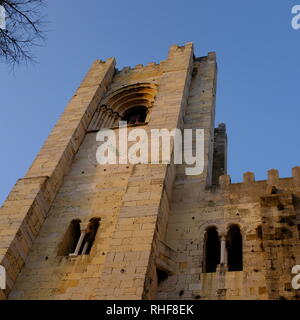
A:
[115,42,195,76]
[116,61,161,74]
[217,167,300,199]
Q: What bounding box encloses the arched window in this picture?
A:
[226,225,243,271]
[122,106,147,125]
[203,227,220,273]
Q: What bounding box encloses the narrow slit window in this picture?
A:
[156,268,169,286]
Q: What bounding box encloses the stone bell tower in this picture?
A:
[1,42,219,300]
[1,43,300,300]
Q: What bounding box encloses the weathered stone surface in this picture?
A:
[1,43,300,300]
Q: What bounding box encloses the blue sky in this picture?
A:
[1,0,300,204]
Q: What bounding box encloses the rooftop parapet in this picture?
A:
[116,61,162,75]
[267,169,279,185]
[292,166,300,185]
[115,43,213,76]
[217,166,300,195]
[219,174,231,187]
[243,172,255,184]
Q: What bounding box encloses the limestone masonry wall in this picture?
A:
[1,43,300,300]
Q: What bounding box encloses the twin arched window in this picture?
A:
[58,218,100,256]
[203,225,243,273]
